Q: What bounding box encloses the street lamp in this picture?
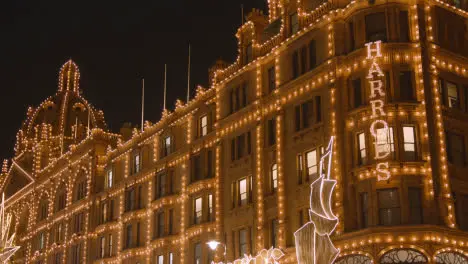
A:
[207,240,227,263]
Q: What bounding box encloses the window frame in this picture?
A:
[357,132,367,166]
[402,125,417,161]
[271,163,278,192]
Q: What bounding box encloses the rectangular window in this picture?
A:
[298,210,304,228]
[267,118,276,146]
[309,40,317,69]
[239,229,248,257]
[456,194,468,231]
[408,188,423,224]
[349,21,355,51]
[242,83,248,108]
[357,132,367,165]
[306,150,318,181]
[399,11,410,42]
[245,43,253,64]
[76,181,86,201]
[58,192,66,211]
[194,243,202,264]
[365,12,387,42]
[295,100,314,131]
[74,213,83,233]
[271,164,278,191]
[237,135,245,159]
[207,150,213,178]
[55,252,62,264]
[403,126,417,161]
[101,202,107,224]
[239,178,247,206]
[290,12,299,34]
[168,209,174,234]
[192,154,202,182]
[200,115,208,137]
[297,154,304,184]
[157,171,166,199]
[271,219,277,248]
[352,78,363,108]
[247,131,252,155]
[378,189,401,226]
[194,197,202,224]
[447,81,459,108]
[125,188,135,212]
[126,225,132,248]
[446,132,466,166]
[39,232,45,250]
[133,153,141,174]
[158,255,164,264]
[163,136,172,157]
[106,169,113,188]
[108,234,113,257]
[360,192,369,228]
[158,212,165,237]
[231,138,236,161]
[169,252,174,264]
[39,202,47,221]
[100,236,105,258]
[315,96,322,123]
[376,127,395,156]
[292,51,299,79]
[268,66,276,92]
[300,46,307,74]
[208,194,213,222]
[55,223,63,243]
[71,244,81,264]
[136,222,140,247]
[399,71,414,101]
[110,200,114,220]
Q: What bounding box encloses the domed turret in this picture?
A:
[13,60,108,171]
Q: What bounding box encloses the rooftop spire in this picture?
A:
[58,59,80,93]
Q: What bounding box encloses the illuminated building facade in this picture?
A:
[2,0,468,263]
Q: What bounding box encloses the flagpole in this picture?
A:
[187,44,191,103]
[141,78,145,132]
[241,4,244,24]
[87,108,90,137]
[163,64,167,110]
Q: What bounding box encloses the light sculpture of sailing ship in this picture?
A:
[0,194,19,263]
[294,137,339,264]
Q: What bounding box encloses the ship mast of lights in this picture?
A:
[0,193,19,263]
[294,136,339,264]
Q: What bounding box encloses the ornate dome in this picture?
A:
[15,60,108,156]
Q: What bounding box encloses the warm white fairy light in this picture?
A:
[3,1,468,264]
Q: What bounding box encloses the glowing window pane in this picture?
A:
[200,115,208,136]
[195,197,202,224]
[239,179,247,205]
[403,127,415,151]
[271,164,278,190]
[376,127,394,153]
[306,150,317,178]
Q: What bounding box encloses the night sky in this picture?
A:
[0,0,268,159]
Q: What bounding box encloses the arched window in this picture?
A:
[335,255,372,264]
[435,251,468,264]
[271,164,278,192]
[380,249,428,263]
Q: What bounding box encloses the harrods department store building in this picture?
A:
[4,0,468,263]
